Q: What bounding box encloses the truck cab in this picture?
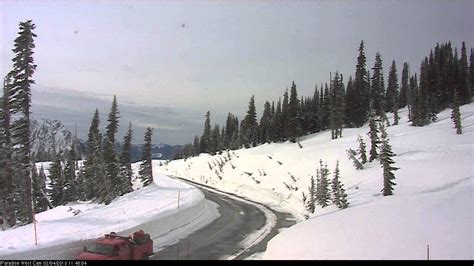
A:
[75,231,153,260]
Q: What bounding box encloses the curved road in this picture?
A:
[151,178,296,260]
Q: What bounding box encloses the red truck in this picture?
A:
[75,230,154,260]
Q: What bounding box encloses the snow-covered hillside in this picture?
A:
[158,104,474,260]
[0,161,219,259]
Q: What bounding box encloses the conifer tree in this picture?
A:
[354,40,370,126]
[316,160,330,208]
[379,122,399,196]
[287,82,302,142]
[83,109,101,200]
[48,157,64,207]
[242,95,258,147]
[259,101,272,144]
[9,20,37,224]
[34,165,49,212]
[386,60,399,112]
[399,62,409,109]
[200,111,211,153]
[357,135,367,164]
[370,52,385,116]
[211,124,221,154]
[331,161,349,209]
[103,96,120,200]
[63,147,77,203]
[193,135,200,156]
[138,127,154,186]
[451,89,463,134]
[118,122,133,195]
[347,148,363,170]
[281,90,290,139]
[459,42,471,104]
[367,106,380,162]
[344,76,359,127]
[305,176,316,213]
[329,73,345,139]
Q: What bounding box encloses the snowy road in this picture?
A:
[152,177,296,260]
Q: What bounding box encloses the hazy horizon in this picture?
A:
[1,0,473,145]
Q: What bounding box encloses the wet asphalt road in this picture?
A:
[151,178,296,260]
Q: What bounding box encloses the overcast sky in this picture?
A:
[1,0,473,145]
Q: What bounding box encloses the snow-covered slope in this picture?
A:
[0,161,219,259]
[157,104,474,260]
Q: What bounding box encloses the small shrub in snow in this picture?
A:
[277,160,283,165]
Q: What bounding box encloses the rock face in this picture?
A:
[30,118,83,162]
[30,118,181,162]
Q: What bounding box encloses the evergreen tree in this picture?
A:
[118,122,133,195]
[138,127,154,186]
[305,176,316,213]
[272,99,283,142]
[103,96,120,201]
[242,95,258,147]
[459,42,471,104]
[379,122,399,196]
[344,76,359,127]
[34,165,49,212]
[329,73,345,139]
[63,147,77,203]
[451,89,463,134]
[83,109,102,200]
[347,148,363,170]
[287,82,302,142]
[357,135,367,164]
[9,20,37,224]
[281,90,289,140]
[259,101,272,144]
[211,124,221,154]
[48,157,64,207]
[399,62,409,109]
[200,111,211,153]
[409,75,419,123]
[321,83,331,130]
[331,161,349,209]
[470,48,474,94]
[386,60,399,112]
[367,106,380,162]
[315,160,330,208]
[311,86,322,132]
[370,52,385,116]
[415,59,431,126]
[353,40,370,126]
[193,135,200,156]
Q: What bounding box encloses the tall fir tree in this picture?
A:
[385,60,399,112]
[259,101,272,144]
[242,95,258,147]
[102,96,120,202]
[138,127,154,186]
[63,147,77,203]
[118,122,133,195]
[459,42,472,104]
[8,20,37,224]
[367,106,381,162]
[399,62,409,109]
[357,135,367,164]
[83,109,102,200]
[344,76,359,127]
[353,40,370,126]
[200,111,212,153]
[370,52,385,116]
[379,122,399,196]
[281,89,290,140]
[331,161,349,209]
[451,89,463,134]
[305,175,316,214]
[315,160,331,208]
[329,73,345,139]
[48,156,65,207]
[287,81,302,142]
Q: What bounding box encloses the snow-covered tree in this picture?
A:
[138,127,154,186]
[368,106,381,162]
[451,89,463,134]
[357,135,367,164]
[379,122,399,196]
[103,96,120,200]
[331,161,349,209]
[316,160,331,208]
[118,122,133,195]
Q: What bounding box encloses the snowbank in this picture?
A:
[158,103,474,259]
[0,162,219,259]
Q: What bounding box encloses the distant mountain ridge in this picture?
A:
[30,117,181,162]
